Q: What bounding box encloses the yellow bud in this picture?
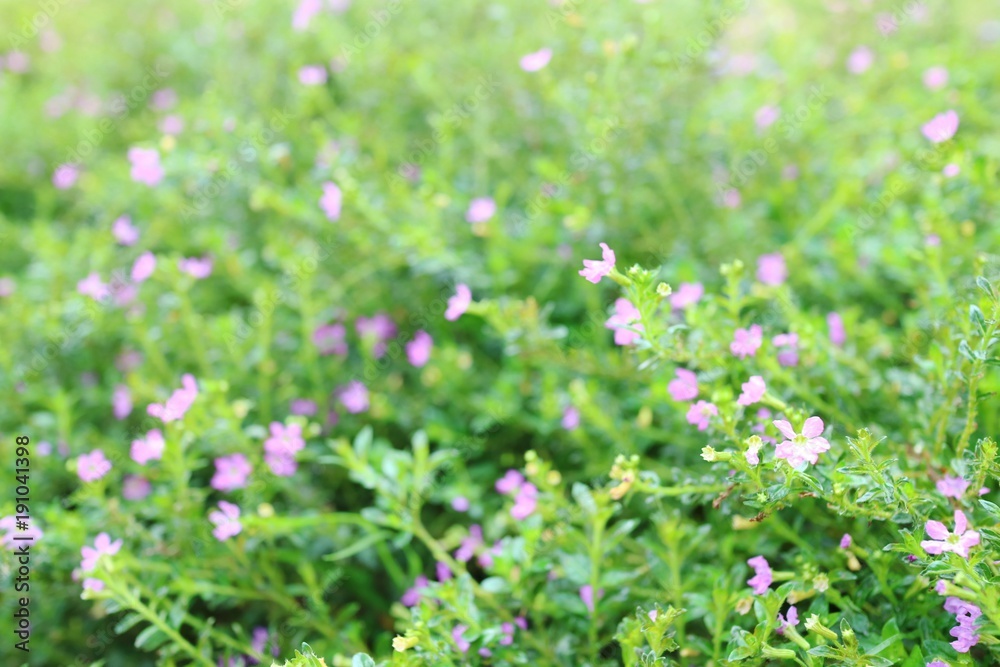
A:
[393,635,419,651]
[546,470,562,485]
[257,503,274,518]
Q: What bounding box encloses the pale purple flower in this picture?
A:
[82,578,105,593]
[128,147,164,186]
[0,515,43,550]
[745,438,763,466]
[78,272,110,301]
[81,532,122,571]
[264,423,305,457]
[131,429,165,465]
[670,282,704,309]
[4,51,30,73]
[466,197,496,223]
[265,453,297,477]
[730,324,763,358]
[292,0,322,30]
[945,596,981,653]
[923,66,948,90]
[668,369,699,402]
[290,398,318,416]
[774,417,831,468]
[0,277,14,297]
[520,48,552,72]
[298,65,327,85]
[77,449,112,482]
[737,376,765,407]
[496,469,524,495]
[178,256,213,278]
[209,501,242,541]
[746,555,772,594]
[53,163,79,189]
[605,298,643,346]
[313,323,347,356]
[922,110,959,143]
[847,46,873,74]
[776,606,798,634]
[757,253,787,286]
[122,475,151,501]
[159,114,184,135]
[686,401,717,431]
[445,284,472,320]
[937,475,970,499]
[451,496,470,512]
[131,251,156,283]
[147,374,198,422]
[840,534,852,549]
[113,384,133,419]
[437,561,452,582]
[151,88,177,111]
[452,625,470,653]
[926,661,950,667]
[943,163,960,178]
[356,312,397,351]
[561,406,580,430]
[212,453,253,492]
[773,332,799,367]
[721,189,741,208]
[580,585,601,612]
[511,483,538,520]
[578,242,616,284]
[113,216,139,245]
[406,330,433,367]
[455,524,485,563]
[401,575,428,606]
[921,511,980,559]
[339,380,369,413]
[754,105,780,130]
[827,312,846,346]
[320,181,342,220]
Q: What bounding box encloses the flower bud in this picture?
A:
[804,614,839,641]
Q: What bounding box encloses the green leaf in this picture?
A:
[134,625,169,650]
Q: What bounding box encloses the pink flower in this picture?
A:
[668,369,699,402]
[922,110,959,143]
[495,469,525,495]
[178,256,213,279]
[209,501,242,541]
[580,585,602,612]
[451,496,470,512]
[511,483,538,520]
[578,242,616,284]
[452,625,470,653]
[921,511,980,559]
[437,561,452,582]
[827,312,846,346]
[82,578,105,593]
[605,298,643,345]
[0,515,43,550]
[670,282,703,309]
[159,115,184,135]
[292,0,322,30]
[943,163,960,178]
[840,534,852,549]
[772,332,799,367]
[264,422,305,457]
[745,438,763,466]
[944,596,981,653]
[737,375,765,406]
[466,197,496,223]
[520,48,552,72]
[686,401,717,431]
[212,453,253,492]
[746,555,772,594]
[754,105,780,130]
[150,88,177,111]
[561,406,580,430]
[445,284,472,320]
[773,417,830,468]
[77,449,112,482]
[313,323,347,356]
[406,330,433,367]
[339,380,369,413]
[128,147,164,186]
[936,475,970,499]
[730,324,763,358]
[122,475,151,501]
[265,453,298,477]
[401,575,429,606]
[776,606,798,634]
[131,251,156,283]
[290,398,317,415]
[0,277,14,297]
[113,216,139,245]
[81,532,122,571]
[147,374,198,422]
[455,524,485,563]
[113,384,132,420]
[926,662,949,667]
[756,253,787,286]
[131,429,166,465]
[847,46,873,74]
[721,189,741,208]
[77,272,110,301]
[53,163,79,189]
[320,181,342,220]
[298,65,327,85]
[923,66,948,90]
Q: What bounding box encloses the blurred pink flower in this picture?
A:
[737,375,765,406]
[445,284,472,320]
[605,298,643,345]
[147,374,198,422]
[81,532,122,571]
[298,65,327,85]
[579,242,616,284]
[178,256,213,278]
[128,147,164,186]
[511,483,538,520]
[77,272,110,301]
[212,453,253,492]
[131,429,165,465]
[209,501,242,541]
[53,163,79,189]
[757,253,787,286]
[112,384,132,420]
[406,330,433,367]
[754,105,780,130]
[520,48,552,72]
[320,181,342,220]
[846,46,873,74]
[131,251,156,283]
[943,163,960,178]
[580,585,602,612]
[670,282,703,309]
[0,515,43,549]
[668,368,699,402]
[730,324,762,358]
[113,216,139,245]
[313,323,347,356]
[686,401,717,431]
[937,475,970,499]
[827,312,846,346]
[293,0,322,30]
[840,534,852,549]
[561,406,580,430]
[466,197,496,223]
[122,475,151,501]
[77,449,112,482]
[339,380,369,413]
[923,66,948,90]
[922,110,959,143]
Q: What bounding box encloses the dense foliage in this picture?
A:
[2,0,1000,665]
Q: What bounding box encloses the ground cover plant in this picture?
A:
[2,0,1000,665]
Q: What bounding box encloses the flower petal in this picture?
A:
[925,520,950,540]
[772,419,797,440]
[801,416,825,438]
[953,510,968,535]
[921,540,945,555]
